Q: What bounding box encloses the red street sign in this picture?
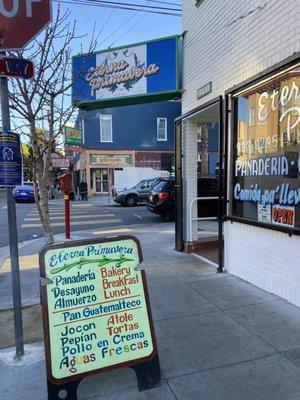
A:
[64,145,84,154]
[0,57,34,79]
[0,0,52,51]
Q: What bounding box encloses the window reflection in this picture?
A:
[232,66,300,229]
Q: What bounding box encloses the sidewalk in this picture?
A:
[0,223,300,399]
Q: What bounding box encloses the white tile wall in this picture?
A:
[182,0,300,113]
[224,221,300,307]
[182,119,198,241]
[182,0,300,306]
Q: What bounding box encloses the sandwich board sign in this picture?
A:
[39,236,160,400]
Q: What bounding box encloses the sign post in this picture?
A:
[59,173,72,240]
[0,0,52,358]
[0,73,23,357]
[39,236,160,399]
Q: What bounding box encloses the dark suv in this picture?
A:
[114,178,161,207]
[146,177,219,220]
[146,178,175,220]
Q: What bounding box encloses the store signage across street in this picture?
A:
[0,0,52,51]
[64,126,83,145]
[64,145,84,154]
[52,158,70,169]
[72,36,181,107]
[90,154,132,166]
[0,57,34,79]
[0,132,22,187]
[39,236,160,397]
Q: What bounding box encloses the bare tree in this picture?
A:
[8,6,96,244]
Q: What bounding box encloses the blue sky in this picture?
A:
[58,1,182,54]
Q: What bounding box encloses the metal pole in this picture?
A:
[0,72,24,356]
[217,96,224,273]
[64,194,70,239]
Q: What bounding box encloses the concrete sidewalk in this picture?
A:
[0,223,300,399]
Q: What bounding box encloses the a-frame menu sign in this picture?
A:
[39,236,160,400]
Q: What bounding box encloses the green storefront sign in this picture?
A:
[39,236,156,383]
[90,154,132,166]
[64,126,83,145]
[197,81,212,100]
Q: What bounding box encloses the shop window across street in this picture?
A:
[100,114,113,142]
[231,64,300,232]
[157,117,167,141]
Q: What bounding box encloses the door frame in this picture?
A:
[174,96,224,272]
[175,119,183,251]
[93,168,109,194]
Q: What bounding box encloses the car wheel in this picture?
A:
[125,195,137,207]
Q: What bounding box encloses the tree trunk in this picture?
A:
[200,123,209,176]
[32,135,54,245]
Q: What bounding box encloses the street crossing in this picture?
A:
[21,202,122,229]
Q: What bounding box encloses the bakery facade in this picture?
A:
[176,0,300,306]
[71,35,181,195]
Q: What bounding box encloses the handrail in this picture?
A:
[189,196,218,242]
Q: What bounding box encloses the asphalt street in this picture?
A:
[0,190,167,247]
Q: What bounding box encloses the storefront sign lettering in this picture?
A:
[235,155,290,177]
[232,67,300,231]
[64,126,83,145]
[90,154,132,166]
[86,60,159,92]
[258,80,300,134]
[39,237,157,383]
[234,182,300,207]
[72,36,180,106]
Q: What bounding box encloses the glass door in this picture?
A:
[94,169,109,193]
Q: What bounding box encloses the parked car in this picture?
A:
[114,178,162,207]
[146,178,175,220]
[12,185,35,202]
[23,181,34,187]
[146,177,219,220]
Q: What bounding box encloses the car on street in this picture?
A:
[146,177,175,220]
[146,177,219,220]
[12,184,35,202]
[114,178,162,207]
[23,181,34,187]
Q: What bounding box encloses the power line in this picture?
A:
[72,0,182,11]
[145,0,181,6]
[55,0,182,15]
[108,0,168,47]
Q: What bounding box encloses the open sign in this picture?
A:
[272,206,295,227]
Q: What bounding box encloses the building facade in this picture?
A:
[75,100,181,195]
[179,0,300,306]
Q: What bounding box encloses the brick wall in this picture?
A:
[182,0,300,306]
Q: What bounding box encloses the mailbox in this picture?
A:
[59,173,72,194]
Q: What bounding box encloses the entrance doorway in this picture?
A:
[175,98,224,271]
[94,169,109,193]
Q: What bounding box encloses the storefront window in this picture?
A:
[231,65,300,231]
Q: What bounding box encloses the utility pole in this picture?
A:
[0,60,24,357]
